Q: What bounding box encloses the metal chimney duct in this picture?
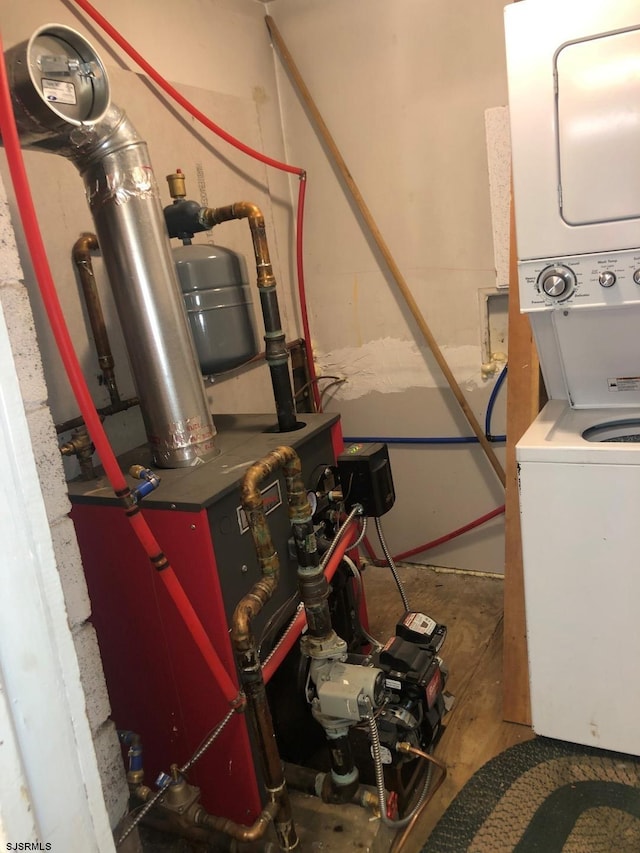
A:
[4,25,216,468]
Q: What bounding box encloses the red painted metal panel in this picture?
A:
[71,503,262,824]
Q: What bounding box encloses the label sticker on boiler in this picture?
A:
[42,78,77,105]
[608,377,640,393]
[236,479,282,534]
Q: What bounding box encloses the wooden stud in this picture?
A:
[502,187,541,726]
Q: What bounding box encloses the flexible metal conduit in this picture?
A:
[363,504,507,567]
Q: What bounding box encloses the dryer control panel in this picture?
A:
[519,248,640,312]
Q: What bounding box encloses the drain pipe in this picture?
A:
[4,27,216,468]
[164,175,301,433]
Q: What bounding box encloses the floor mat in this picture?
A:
[422,737,640,853]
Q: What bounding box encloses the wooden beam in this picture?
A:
[502,189,541,726]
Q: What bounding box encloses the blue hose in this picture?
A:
[485,363,508,442]
[344,364,507,446]
[344,435,479,444]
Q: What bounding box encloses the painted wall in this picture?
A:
[268,0,510,573]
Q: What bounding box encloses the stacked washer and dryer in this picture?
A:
[505,0,640,755]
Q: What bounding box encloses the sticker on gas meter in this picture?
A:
[608,377,640,392]
[236,480,282,534]
[42,78,77,105]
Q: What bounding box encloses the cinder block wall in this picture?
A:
[0,175,129,829]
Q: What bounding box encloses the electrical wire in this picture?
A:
[374,516,410,612]
[69,0,321,410]
[294,374,346,400]
[320,506,362,570]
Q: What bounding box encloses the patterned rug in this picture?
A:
[422,737,640,853]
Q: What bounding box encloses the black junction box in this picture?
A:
[337,442,395,517]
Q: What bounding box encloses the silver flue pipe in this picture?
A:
[4,25,216,468]
[64,105,217,467]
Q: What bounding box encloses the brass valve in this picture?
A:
[166,169,187,199]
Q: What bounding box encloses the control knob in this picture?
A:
[537,265,576,301]
[598,271,616,288]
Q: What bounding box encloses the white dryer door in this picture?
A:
[557,28,640,226]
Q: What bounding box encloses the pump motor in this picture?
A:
[346,611,448,801]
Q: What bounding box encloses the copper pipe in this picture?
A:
[72,233,122,408]
[238,446,334,645]
[133,781,278,849]
[231,446,306,851]
[390,743,448,853]
[202,203,299,432]
[202,202,274,291]
[197,800,279,843]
